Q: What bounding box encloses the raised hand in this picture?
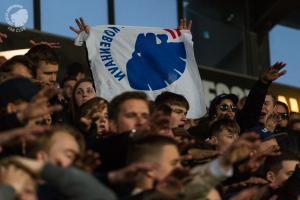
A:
[80,103,103,132]
[32,84,61,100]
[178,19,192,30]
[69,17,90,34]
[260,61,287,84]
[229,176,268,188]
[219,132,260,170]
[108,162,158,184]
[265,112,280,133]
[187,148,220,161]
[4,156,44,176]
[239,143,281,173]
[174,134,196,153]
[230,187,259,200]
[74,150,101,173]
[0,164,33,195]
[17,86,62,123]
[0,125,47,146]
[156,167,191,197]
[29,40,61,48]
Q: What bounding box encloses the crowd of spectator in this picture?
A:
[0,18,299,200]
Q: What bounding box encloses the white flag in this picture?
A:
[76,25,206,118]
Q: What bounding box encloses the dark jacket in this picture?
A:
[38,163,117,200]
[189,80,270,141]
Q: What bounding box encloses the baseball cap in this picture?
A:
[248,125,287,141]
[209,93,238,116]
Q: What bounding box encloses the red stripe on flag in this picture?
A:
[164,29,176,39]
[176,29,181,37]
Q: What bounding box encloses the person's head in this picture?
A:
[25,44,59,85]
[28,125,84,168]
[289,112,300,122]
[259,93,276,125]
[109,91,151,133]
[0,159,37,200]
[150,104,173,137]
[66,62,86,81]
[155,92,189,128]
[275,165,300,200]
[209,94,238,120]
[258,137,279,155]
[72,79,96,107]
[77,97,109,135]
[209,118,240,151]
[289,119,300,132]
[184,118,200,130]
[275,101,289,128]
[62,76,77,101]
[0,77,39,114]
[264,151,300,187]
[71,79,96,121]
[0,55,33,79]
[127,134,180,189]
[237,96,247,110]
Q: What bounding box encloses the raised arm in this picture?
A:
[237,62,287,132]
[10,157,117,200]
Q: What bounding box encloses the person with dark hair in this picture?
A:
[264,151,299,188]
[108,91,150,134]
[25,44,59,86]
[0,55,33,79]
[208,94,239,121]
[237,96,247,110]
[208,118,240,152]
[288,119,300,132]
[288,112,300,124]
[70,78,97,122]
[259,92,277,130]
[275,165,300,200]
[189,62,287,142]
[65,62,86,81]
[287,113,300,150]
[61,76,77,102]
[77,97,109,136]
[188,93,238,142]
[25,44,76,125]
[278,118,300,153]
[0,77,62,131]
[52,76,77,125]
[155,91,189,129]
[127,134,180,194]
[274,100,289,132]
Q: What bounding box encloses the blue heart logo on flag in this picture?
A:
[126,31,186,90]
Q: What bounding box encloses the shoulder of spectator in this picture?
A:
[0,184,17,200]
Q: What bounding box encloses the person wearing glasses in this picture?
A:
[275,101,289,132]
[189,62,287,141]
[208,94,239,121]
